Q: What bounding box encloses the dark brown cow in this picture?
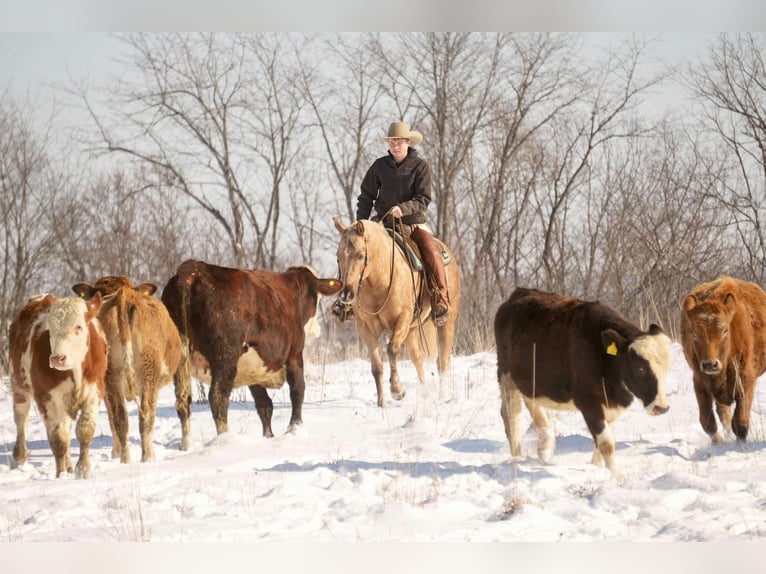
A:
[161,260,343,441]
[680,275,766,443]
[494,287,671,474]
[73,275,185,462]
[9,293,107,478]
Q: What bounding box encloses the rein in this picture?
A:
[352,220,397,316]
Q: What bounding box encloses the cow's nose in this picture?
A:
[651,404,669,416]
[49,355,67,369]
[700,359,722,374]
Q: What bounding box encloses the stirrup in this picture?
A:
[433,299,449,326]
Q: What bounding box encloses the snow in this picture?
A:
[2,342,766,557]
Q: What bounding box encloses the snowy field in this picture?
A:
[1,340,766,565]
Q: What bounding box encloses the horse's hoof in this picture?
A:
[391,388,406,401]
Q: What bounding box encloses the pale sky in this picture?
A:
[0,33,120,92]
[0,32,720,95]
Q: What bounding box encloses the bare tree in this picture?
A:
[469,33,582,299]
[371,32,506,244]
[0,91,66,374]
[298,33,387,224]
[78,33,312,269]
[688,33,766,282]
[51,166,207,288]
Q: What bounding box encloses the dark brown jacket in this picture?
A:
[356,148,432,226]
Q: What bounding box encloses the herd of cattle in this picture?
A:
[6,255,765,478]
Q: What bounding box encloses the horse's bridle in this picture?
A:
[338,221,398,317]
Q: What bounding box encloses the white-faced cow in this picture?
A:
[73,275,185,463]
[494,287,671,474]
[160,260,343,442]
[680,276,766,444]
[9,293,107,478]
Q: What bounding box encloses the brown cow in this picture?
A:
[680,275,766,443]
[73,275,185,463]
[495,287,671,474]
[9,293,107,478]
[161,260,343,442]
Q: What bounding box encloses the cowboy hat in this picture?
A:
[380,121,423,146]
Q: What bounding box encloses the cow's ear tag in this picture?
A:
[606,342,618,356]
[329,280,336,287]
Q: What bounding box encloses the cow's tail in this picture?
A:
[115,296,139,402]
[168,264,194,445]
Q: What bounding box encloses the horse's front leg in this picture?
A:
[358,322,386,407]
[387,322,409,401]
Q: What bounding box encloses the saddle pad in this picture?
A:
[386,229,451,270]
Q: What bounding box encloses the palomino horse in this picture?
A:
[334,218,461,406]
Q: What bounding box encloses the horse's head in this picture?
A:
[334,218,370,307]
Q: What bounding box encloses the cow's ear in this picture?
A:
[136,282,158,296]
[87,291,103,315]
[72,282,94,300]
[318,278,344,296]
[601,329,626,356]
[683,294,697,313]
[723,292,737,312]
[648,323,664,336]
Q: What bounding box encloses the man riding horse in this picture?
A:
[332,121,451,325]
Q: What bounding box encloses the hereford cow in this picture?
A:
[161,260,343,442]
[494,287,671,474]
[680,276,766,444]
[9,293,107,478]
[73,275,185,463]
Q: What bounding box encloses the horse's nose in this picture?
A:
[340,287,355,304]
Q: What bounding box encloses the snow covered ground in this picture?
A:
[1,341,765,555]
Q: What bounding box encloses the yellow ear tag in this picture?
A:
[329,280,335,287]
[606,342,618,356]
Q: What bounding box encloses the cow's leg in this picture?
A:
[285,356,305,433]
[358,322,386,407]
[715,401,733,438]
[174,342,193,450]
[523,396,554,463]
[11,390,31,467]
[693,374,721,443]
[75,390,100,478]
[46,417,73,478]
[248,384,274,438]
[732,376,755,441]
[209,362,236,434]
[104,376,130,463]
[580,405,615,471]
[139,388,160,462]
[499,374,523,458]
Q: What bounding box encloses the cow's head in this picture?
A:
[602,324,671,415]
[73,275,157,300]
[285,265,343,339]
[683,292,736,375]
[45,293,103,371]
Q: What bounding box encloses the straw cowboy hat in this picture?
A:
[381,121,423,146]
